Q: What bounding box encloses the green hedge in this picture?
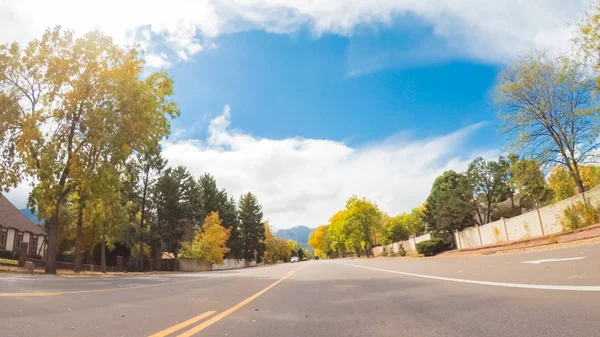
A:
[415,238,445,256]
[0,250,16,260]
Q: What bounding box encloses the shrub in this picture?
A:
[0,250,16,260]
[560,200,600,231]
[380,247,388,257]
[547,235,558,244]
[398,245,406,257]
[415,238,445,256]
[389,251,398,257]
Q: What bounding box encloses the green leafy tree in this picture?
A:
[153,166,195,259]
[131,145,167,270]
[381,214,410,244]
[425,170,475,246]
[238,192,266,262]
[0,27,178,273]
[221,196,242,259]
[466,157,511,225]
[494,52,600,196]
[197,174,242,259]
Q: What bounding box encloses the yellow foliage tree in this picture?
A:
[549,165,600,201]
[0,27,179,273]
[181,212,230,265]
[263,222,292,263]
[308,225,329,257]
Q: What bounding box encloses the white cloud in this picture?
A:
[161,105,491,229]
[3,105,495,228]
[145,52,171,68]
[0,0,589,68]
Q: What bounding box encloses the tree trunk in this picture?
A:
[74,204,84,272]
[138,171,149,271]
[153,243,161,271]
[472,196,484,226]
[44,212,59,274]
[101,224,107,273]
[571,162,586,195]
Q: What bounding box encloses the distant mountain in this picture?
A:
[276,226,315,250]
[19,208,42,225]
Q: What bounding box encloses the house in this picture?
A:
[0,194,47,259]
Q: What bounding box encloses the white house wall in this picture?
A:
[5,228,15,251]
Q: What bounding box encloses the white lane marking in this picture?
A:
[337,263,600,292]
[521,257,586,264]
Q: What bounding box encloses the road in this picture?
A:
[2,242,600,337]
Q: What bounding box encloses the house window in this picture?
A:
[29,236,38,255]
[0,229,6,250]
[15,232,23,251]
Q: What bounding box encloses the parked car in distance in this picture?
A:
[291,256,299,263]
[314,256,319,260]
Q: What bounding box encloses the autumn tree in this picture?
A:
[574,3,600,84]
[263,223,277,263]
[263,222,292,263]
[494,52,600,196]
[507,154,552,207]
[345,196,382,257]
[406,206,426,236]
[238,192,266,262]
[180,212,230,265]
[308,225,329,259]
[288,240,300,257]
[0,27,178,273]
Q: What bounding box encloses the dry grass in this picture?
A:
[406,251,422,258]
[0,264,178,277]
[0,258,18,266]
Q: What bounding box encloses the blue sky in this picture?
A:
[1,0,589,228]
[171,27,501,147]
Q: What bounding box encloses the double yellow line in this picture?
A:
[148,266,304,337]
[149,311,216,337]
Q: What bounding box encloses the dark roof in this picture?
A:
[0,194,46,235]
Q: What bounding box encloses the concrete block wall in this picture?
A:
[372,233,432,256]
[211,259,246,270]
[456,186,600,249]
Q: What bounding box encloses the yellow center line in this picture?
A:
[0,277,213,297]
[174,265,305,337]
[149,311,216,337]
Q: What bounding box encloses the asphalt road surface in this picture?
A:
[2,242,600,337]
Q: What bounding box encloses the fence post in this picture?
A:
[412,235,417,250]
[18,242,28,267]
[502,217,509,241]
[477,225,483,246]
[456,230,463,249]
[116,256,123,272]
[536,208,545,236]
